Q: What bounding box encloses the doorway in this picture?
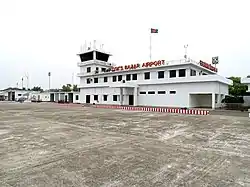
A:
[65,95,68,103]
[68,93,73,103]
[50,93,54,102]
[129,95,134,105]
[11,92,15,101]
[86,95,90,103]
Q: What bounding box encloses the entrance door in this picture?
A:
[129,95,134,105]
[12,92,15,101]
[86,95,90,103]
[65,95,68,102]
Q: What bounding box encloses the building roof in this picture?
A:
[242,77,250,84]
[0,87,23,91]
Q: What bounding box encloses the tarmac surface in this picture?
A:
[1,102,250,187]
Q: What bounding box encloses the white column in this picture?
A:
[212,93,215,109]
[120,87,123,105]
[93,51,96,60]
[217,94,221,108]
[134,87,138,106]
[186,68,191,77]
[176,70,179,77]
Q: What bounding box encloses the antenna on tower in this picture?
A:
[100,44,104,51]
[184,44,188,61]
[88,42,91,50]
[93,40,96,50]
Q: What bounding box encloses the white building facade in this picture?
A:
[77,48,232,109]
[0,88,35,101]
[242,76,250,92]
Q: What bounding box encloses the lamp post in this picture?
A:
[48,72,51,91]
[24,73,29,90]
[21,77,24,89]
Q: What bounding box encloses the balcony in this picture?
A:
[77,60,113,67]
[77,69,109,77]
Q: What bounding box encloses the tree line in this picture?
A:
[24,84,79,92]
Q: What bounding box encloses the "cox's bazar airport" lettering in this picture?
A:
[111,60,165,72]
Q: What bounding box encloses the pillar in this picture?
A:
[134,87,138,106]
[217,94,221,108]
[93,51,96,60]
[120,87,123,105]
[186,68,191,77]
[212,93,215,109]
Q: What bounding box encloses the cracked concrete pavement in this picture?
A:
[0,102,250,186]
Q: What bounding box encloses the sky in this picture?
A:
[0,0,249,90]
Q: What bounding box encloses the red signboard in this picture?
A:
[111,60,165,72]
[199,60,218,72]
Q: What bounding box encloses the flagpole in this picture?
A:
[150,31,152,60]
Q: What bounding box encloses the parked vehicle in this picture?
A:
[17,97,26,103]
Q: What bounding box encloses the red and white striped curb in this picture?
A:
[95,105,209,115]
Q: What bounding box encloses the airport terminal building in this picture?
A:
[77,46,232,109]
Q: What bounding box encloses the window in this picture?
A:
[94,95,98,100]
[144,72,150,80]
[148,91,155,94]
[132,74,137,80]
[112,76,117,82]
[140,91,146,94]
[190,69,196,76]
[158,71,164,79]
[126,74,131,81]
[75,95,79,100]
[158,91,166,94]
[118,75,122,81]
[18,94,22,96]
[169,70,176,78]
[96,67,99,71]
[87,78,91,84]
[103,95,108,101]
[101,68,106,72]
[104,77,108,82]
[113,95,118,101]
[170,91,176,94]
[179,69,186,77]
[94,78,98,83]
[87,67,91,73]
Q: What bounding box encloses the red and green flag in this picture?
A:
[151,28,158,33]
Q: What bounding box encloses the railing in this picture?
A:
[77,60,113,67]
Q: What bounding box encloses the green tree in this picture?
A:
[72,84,78,92]
[228,77,247,96]
[31,86,43,91]
[62,84,72,92]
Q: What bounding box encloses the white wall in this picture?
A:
[73,93,80,103]
[137,82,229,107]
[30,92,50,101]
[138,84,189,107]
[79,81,229,107]
[80,87,121,105]
[243,96,250,106]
